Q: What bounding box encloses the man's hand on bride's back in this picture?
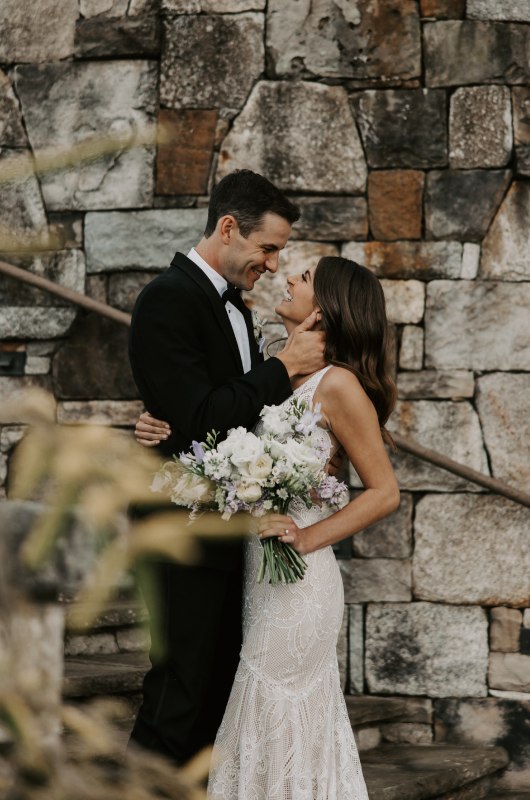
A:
[275,311,326,379]
[135,411,171,447]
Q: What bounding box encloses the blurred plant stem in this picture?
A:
[0,389,249,798]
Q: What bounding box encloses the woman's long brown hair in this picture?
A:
[313,256,397,446]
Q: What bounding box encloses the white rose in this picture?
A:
[278,439,322,472]
[217,426,250,458]
[229,431,264,476]
[247,453,273,481]
[260,405,293,438]
[236,482,263,503]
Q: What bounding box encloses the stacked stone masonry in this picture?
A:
[0,0,529,790]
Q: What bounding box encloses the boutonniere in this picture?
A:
[251,310,266,353]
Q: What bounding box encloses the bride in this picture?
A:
[135,256,399,799]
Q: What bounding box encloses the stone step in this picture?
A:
[347,695,432,752]
[362,744,509,800]
[63,652,149,698]
[62,654,509,799]
[64,599,148,631]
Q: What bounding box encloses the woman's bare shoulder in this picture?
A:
[317,366,374,417]
[319,365,364,396]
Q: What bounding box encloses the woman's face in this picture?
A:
[275,265,318,324]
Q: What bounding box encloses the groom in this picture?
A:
[128,170,325,765]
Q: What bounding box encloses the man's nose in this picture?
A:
[265,252,279,272]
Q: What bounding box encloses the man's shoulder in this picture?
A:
[136,253,204,303]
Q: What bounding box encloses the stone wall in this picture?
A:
[0,0,529,788]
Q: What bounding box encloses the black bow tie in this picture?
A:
[222,285,247,314]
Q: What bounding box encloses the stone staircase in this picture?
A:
[62,599,517,800]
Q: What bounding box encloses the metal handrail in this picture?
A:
[2,258,530,509]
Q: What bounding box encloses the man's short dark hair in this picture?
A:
[204,170,300,238]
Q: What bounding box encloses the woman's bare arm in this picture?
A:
[258,366,400,554]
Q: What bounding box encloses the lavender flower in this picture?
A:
[191,440,205,463]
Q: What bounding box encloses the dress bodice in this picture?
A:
[254,364,338,469]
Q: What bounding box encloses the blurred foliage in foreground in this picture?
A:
[0,389,249,799]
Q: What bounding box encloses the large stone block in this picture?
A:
[365,602,489,697]
[397,370,474,400]
[218,81,367,193]
[425,170,511,242]
[413,494,530,606]
[52,313,139,400]
[57,400,144,426]
[0,151,48,249]
[449,86,512,168]
[291,197,368,242]
[340,559,411,603]
[420,0,465,17]
[75,8,160,57]
[489,653,530,693]
[0,0,77,62]
[163,1,265,13]
[467,0,530,22]
[0,251,85,307]
[108,272,158,312]
[156,109,217,196]
[79,0,130,15]
[352,493,413,559]
[266,0,421,82]
[388,400,489,491]
[368,171,424,241]
[0,308,78,340]
[481,182,530,281]
[160,14,264,116]
[434,697,530,790]
[245,241,338,321]
[352,89,447,168]
[14,61,157,211]
[342,240,462,280]
[490,608,523,653]
[0,250,84,339]
[0,71,26,146]
[85,209,208,272]
[0,500,96,599]
[380,280,425,324]
[425,280,530,370]
[424,21,530,87]
[476,373,530,492]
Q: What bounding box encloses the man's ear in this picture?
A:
[219,215,237,244]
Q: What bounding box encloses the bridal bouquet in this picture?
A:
[151,398,349,584]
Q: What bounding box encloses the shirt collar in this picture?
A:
[187,248,227,298]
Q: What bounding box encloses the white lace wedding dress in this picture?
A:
[208,367,369,800]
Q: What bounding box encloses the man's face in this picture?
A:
[221,212,292,291]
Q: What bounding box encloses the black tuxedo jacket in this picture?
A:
[129,252,292,457]
[128,252,293,568]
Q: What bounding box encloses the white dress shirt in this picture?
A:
[187,248,252,374]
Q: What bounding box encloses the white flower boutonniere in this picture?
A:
[251,310,266,353]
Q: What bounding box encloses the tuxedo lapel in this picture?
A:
[170,253,243,372]
[241,305,261,367]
